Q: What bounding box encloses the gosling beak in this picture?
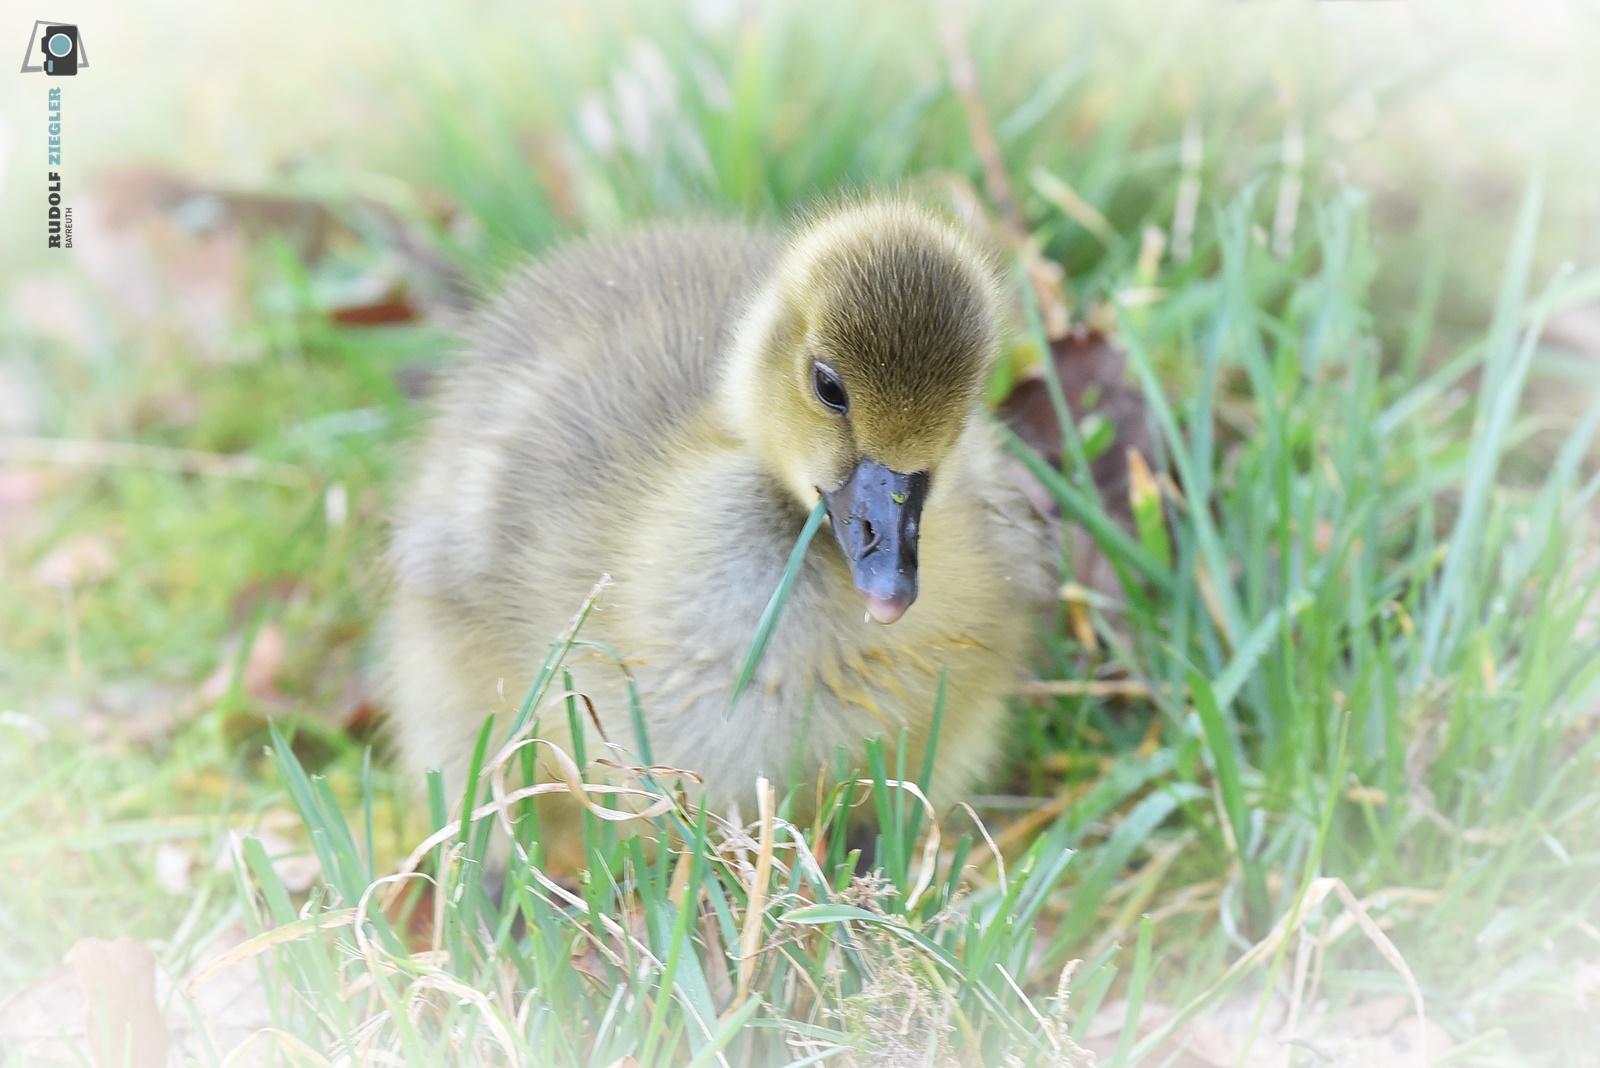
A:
[822,457,930,625]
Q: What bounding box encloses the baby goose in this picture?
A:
[386,201,1056,849]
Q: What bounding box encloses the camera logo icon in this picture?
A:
[43,25,78,75]
[18,20,89,75]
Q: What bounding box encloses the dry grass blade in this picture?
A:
[0,435,308,486]
[1018,679,1153,699]
[954,801,1007,896]
[593,757,705,785]
[735,777,776,1009]
[397,757,674,875]
[186,912,358,990]
[1129,877,1430,1066]
[407,974,522,1062]
[355,872,435,958]
[853,777,941,909]
[1030,167,1120,247]
[1324,881,1430,1068]
[939,0,1022,239]
[218,1028,333,1068]
[939,0,1072,336]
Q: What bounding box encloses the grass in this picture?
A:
[3,1,1600,1065]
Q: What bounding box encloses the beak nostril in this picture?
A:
[859,517,879,553]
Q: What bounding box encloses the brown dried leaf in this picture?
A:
[0,927,276,1068]
[1083,997,1174,1042]
[1178,993,1289,1067]
[997,323,1150,521]
[179,922,275,1063]
[69,682,189,749]
[85,168,466,345]
[66,937,169,1068]
[215,828,321,893]
[199,623,285,705]
[331,294,419,326]
[32,532,117,588]
[77,187,251,363]
[1085,992,1455,1068]
[0,963,82,1065]
[77,168,353,363]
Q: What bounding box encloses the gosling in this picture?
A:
[385,201,1056,851]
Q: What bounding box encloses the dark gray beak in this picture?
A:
[822,457,930,624]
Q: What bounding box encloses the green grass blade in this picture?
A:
[999,424,1172,590]
[731,497,829,706]
[1108,916,1154,1068]
[1212,590,1312,710]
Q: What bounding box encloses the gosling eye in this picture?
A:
[812,362,850,415]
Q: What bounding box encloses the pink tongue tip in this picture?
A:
[863,594,909,625]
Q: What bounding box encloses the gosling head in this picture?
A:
[723,201,1002,624]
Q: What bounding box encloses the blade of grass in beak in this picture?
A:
[731,497,829,709]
